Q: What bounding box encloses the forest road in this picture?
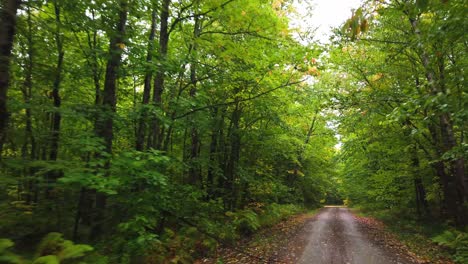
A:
[296,207,414,264]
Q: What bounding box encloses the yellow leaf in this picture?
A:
[272,0,282,9]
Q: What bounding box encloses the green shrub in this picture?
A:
[0,239,23,263]
[227,209,260,235]
[0,233,93,264]
[432,230,468,263]
[225,204,302,236]
[141,226,218,264]
[259,203,302,227]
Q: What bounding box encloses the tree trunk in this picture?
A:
[74,8,102,238]
[217,108,227,199]
[21,5,37,204]
[437,52,467,220]
[207,107,219,198]
[439,113,466,224]
[48,0,64,168]
[91,0,128,240]
[411,145,429,217]
[150,0,170,149]
[86,8,102,107]
[410,16,466,226]
[162,61,191,151]
[224,102,241,210]
[136,7,157,151]
[188,15,201,185]
[0,0,21,158]
[427,122,458,221]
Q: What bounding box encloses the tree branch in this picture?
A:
[173,78,305,120]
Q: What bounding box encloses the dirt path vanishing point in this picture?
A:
[295,206,416,264]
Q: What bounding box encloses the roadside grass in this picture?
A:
[244,207,320,245]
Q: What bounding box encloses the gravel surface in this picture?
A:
[296,206,416,264]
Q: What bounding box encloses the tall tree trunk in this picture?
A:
[439,113,466,224]
[437,49,466,200]
[224,102,241,210]
[427,122,458,221]
[411,145,429,217]
[136,7,157,151]
[21,4,35,159]
[207,107,219,198]
[74,8,103,239]
[86,8,102,107]
[91,0,128,240]
[162,116,174,152]
[188,15,201,185]
[43,0,64,199]
[217,108,227,198]
[149,0,170,149]
[21,5,37,203]
[403,117,430,218]
[0,0,21,158]
[47,0,64,181]
[437,56,467,224]
[410,16,466,226]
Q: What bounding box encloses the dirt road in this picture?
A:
[297,206,415,264]
[201,206,430,263]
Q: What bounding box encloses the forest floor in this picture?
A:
[198,206,453,264]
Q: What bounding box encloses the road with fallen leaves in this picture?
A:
[297,206,414,264]
[201,206,451,263]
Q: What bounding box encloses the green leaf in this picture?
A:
[416,0,429,11]
[59,244,94,260]
[0,239,14,253]
[32,255,60,264]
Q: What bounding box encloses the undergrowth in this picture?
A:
[0,233,95,263]
[125,203,304,263]
[1,203,304,263]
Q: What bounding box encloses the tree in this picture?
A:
[91,0,128,239]
[0,0,343,261]
[0,0,22,157]
[333,0,467,225]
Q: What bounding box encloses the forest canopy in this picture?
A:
[0,0,466,263]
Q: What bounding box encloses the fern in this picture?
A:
[231,209,260,234]
[0,233,93,264]
[32,255,60,264]
[34,232,93,262]
[432,230,468,264]
[0,239,22,264]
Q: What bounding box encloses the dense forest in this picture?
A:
[0,0,466,263]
